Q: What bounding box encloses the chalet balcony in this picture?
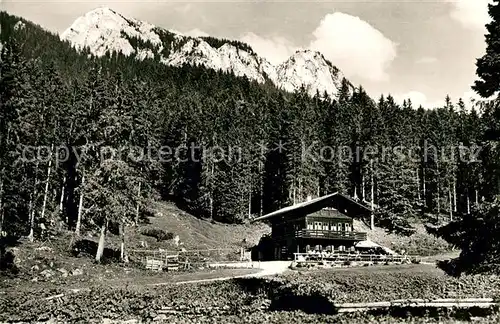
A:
[295,229,367,241]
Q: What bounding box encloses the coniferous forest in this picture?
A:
[2,10,500,267]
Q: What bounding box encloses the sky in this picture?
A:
[2,0,493,108]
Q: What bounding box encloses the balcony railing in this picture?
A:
[293,252,419,264]
[295,229,367,241]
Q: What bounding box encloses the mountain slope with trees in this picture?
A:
[0,11,490,262]
[430,0,500,275]
[61,7,351,99]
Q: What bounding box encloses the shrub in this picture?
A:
[141,228,174,242]
[0,250,18,276]
[433,200,500,275]
[71,239,120,263]
[0,236,20,276]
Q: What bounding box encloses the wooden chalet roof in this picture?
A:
[309,209,353,221]
[251,192,372,223]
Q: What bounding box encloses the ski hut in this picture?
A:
[251,193,371,260]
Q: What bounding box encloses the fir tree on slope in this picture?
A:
[430,0,500,274]
[0,11,491,244]
[474,0,500,98]
[0,39,26,236]
[376,155,418,235]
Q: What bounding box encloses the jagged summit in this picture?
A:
[277,50,345,97]
[82,6,117,16]
[61,6,161,58]
[61,8,351,98]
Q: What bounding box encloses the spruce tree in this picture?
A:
[474,0,500,98]
[0,40,26,236]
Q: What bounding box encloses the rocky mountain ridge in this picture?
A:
[61,7,351,98]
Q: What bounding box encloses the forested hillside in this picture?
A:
[0,11,497,246]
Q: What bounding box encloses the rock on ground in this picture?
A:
[71,268,84,276]
[40,269,55,278]
[57,268,69,278]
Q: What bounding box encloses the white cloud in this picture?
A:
[448,0,492,30]
[240,32,296,65]
[240,12,397,81]
[461,90,489,110]
[309,12,397,82]
[394,90,488,111]
[185,28,209,38]
[416,56,438,64]
[174,3,194,15]
[394,91,445,109]
[241,33,298,65]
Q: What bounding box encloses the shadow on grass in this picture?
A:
[71,239,121,264]
[269,293,337,314]
[232,277,500,319]
[0,235,21,276]
[367,305,498,320]
[233,277,337,314]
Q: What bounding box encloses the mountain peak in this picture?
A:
[277,49,345,98]
[289,50,331,66]
[292,49,321,56]
[61,7,161,57]
[73,6,125,24]
[87,6,118,15]
[61,8,349,99]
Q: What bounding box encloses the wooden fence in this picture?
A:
[295,229,367,241]
[333,298,496,313]
[129,248,248,271]
[293,252,419,264]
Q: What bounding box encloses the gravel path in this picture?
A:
[153,261,293,285]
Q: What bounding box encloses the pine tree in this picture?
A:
[376,155,418,234]
[3,10,494,238]
[0,39,26,236]
[474,0,500,98]
[376,95,419,233]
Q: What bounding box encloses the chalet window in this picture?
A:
[344,223,351,232]
[322,223,329,231]
[307,222,314,230]
[331,223,337,231]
